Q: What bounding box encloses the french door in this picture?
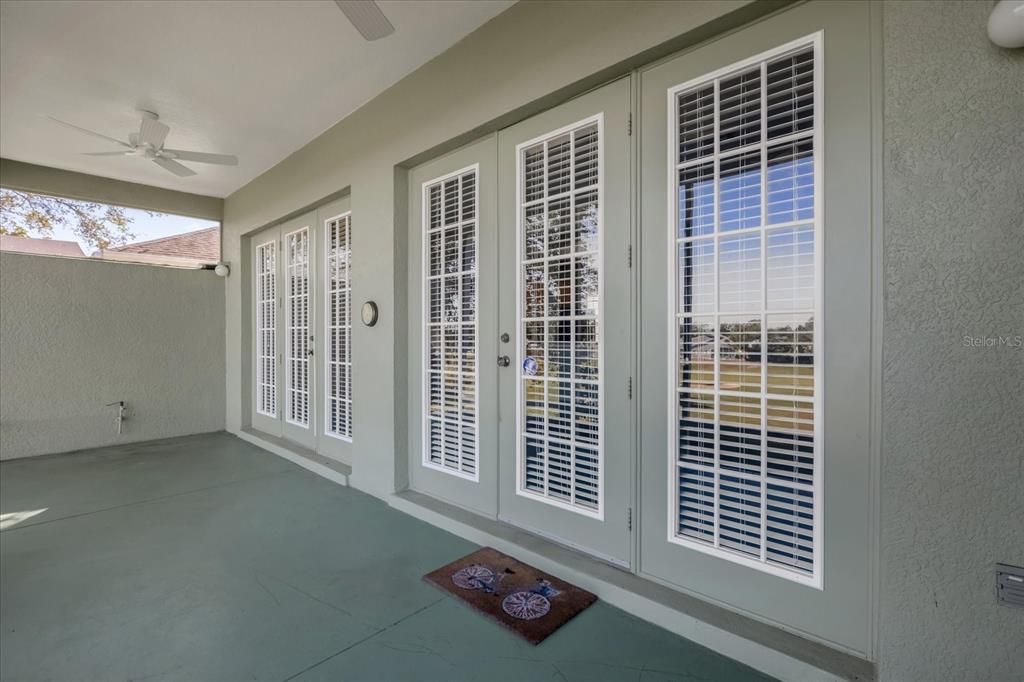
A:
[250,212,318,449]
[408,80,632,565]
[407,136,499,518]
[637,0,874,653]
[251,197,353,458]
[496,78,632,567]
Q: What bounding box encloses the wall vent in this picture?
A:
[996,563,1024,608]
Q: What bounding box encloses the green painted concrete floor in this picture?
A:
[0,432,774,682]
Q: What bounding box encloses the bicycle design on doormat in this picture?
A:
[451,564,563,620]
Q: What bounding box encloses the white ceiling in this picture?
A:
[0,0,513,198]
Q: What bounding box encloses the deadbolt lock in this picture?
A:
[500,332,510,343]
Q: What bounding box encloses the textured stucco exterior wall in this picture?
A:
[880,2,1024,680]
[0,253,225,459]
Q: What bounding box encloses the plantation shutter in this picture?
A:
[517,118,602,515]
[671,41,820,581]
[255,240,277,417]
[325,214,353,440]
[285,227,311,427]
[423,168,479,478]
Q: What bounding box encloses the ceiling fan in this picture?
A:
[335,0,395,41]
[49,111,238,178]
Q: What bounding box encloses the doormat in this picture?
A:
[423,546,597,645]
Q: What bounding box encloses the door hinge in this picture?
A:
[627,244,632,268]
[627,507,633,531]
[627,112,633,136]
[627,376,633,399]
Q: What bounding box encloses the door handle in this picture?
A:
[497,355,510,367]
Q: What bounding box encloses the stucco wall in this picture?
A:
[880,1,1024,680]
[0,253,225,459]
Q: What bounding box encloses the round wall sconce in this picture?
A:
[989,0,1024,48]
[361,301,379,327]
[213,262,230,277]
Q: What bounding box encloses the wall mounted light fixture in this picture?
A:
[361,301,379,327]
[989,0,1024,48]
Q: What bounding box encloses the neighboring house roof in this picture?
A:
[0,235,85,257]
[108,226,219,262]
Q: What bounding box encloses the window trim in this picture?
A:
[254,237,278,419]
[664,32,824,588]
[420,164,481,482]
[284,224,313,430]
[323,211,353,442]
[514,113,606,521]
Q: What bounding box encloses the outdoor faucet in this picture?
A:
[106,401,126,434]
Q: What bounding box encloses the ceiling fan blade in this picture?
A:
[138,116,170,149]
[161,149,238,166]
[81,151,130,156]
[335,0,394,40]
[49,117,132,148]
[153,157,196,177]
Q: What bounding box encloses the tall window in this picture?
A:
[517,117,603,517]
[285,227,311,427]
[325,213,353,440]
[423,167,479,479]
[669,39,820,584]
[255,240,277,417]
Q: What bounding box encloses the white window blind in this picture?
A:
[255,240,277,417]
[423,167,479,479]
[285,227,311,427]
[325,213,352,440]
[517,117,603,517]
[669,39,820,584]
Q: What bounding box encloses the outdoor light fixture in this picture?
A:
[988,0,1024,48]
[361,301,379,327]
[214,263,230,277]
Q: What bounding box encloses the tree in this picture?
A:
[0,188,141,252]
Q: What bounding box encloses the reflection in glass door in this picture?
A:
[669,41,820,583]
[518,117,603,516]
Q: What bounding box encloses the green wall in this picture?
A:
[880,1,1024,679]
